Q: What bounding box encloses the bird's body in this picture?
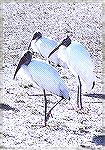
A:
[57,41,95,91]
[30,33,95,90]
[14,51,70,126]
[18,59,69,99]
[30,32,59,66]
[48,36,95,109]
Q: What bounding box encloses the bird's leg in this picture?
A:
[43,89,47,127]
[78,75,82,109]
[46,97,64,121]
[77,85,79,108]
[79,79,82,109]
[27,93,52,97]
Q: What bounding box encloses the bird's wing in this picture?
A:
[36,37,59,65]
[27,60,69,98]
[39,37,58,55]
[66,41,95,89]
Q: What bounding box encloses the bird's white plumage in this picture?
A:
[30,33,95,91]
[57,41,95,91]
[31,36,59,65]
[17,59,69,99]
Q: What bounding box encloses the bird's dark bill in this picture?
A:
[48,36,71,59]
[13,51,32,79]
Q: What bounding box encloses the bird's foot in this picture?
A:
[43,112,53,127]
[46,110,53,122]
[76,107,89,114]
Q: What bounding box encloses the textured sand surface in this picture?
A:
[0,2,104,149]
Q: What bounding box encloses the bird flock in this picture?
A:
[13,31,95,127]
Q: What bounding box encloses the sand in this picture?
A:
[1,2,103,149]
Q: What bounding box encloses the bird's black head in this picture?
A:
[13,51,32,79]
[48,36,71,59]
[24,51,32,65]
[61,36,71,47]
[32,32,42,41]
[28,32,42,50]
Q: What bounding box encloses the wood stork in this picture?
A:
[28,32,60,66]
[13,51,70,126]
[48,36,95,109]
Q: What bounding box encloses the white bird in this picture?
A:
[48,36,95,109]
[28,32,60,66]
[13,51,70,126]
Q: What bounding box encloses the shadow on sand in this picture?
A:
[0,103,19,112]
[83,93,105,100]
[92,135,105,146]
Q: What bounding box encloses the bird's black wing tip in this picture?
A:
[92,81,95,89]
[13,72,17,80]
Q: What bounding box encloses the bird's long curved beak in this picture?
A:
[13,51,32,79]
[48,36,71,59]
[13,61,23,79]
[28,36,40,51]
[48,42,62,58]
[28,41,32,50]
[13,56,26,79]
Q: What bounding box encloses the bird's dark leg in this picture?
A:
[46,97,64,121]
[78,75,82,109]
[77,85,79,108]
[27,93,52,97]
[79,79,82,109]
[43,89,47,127]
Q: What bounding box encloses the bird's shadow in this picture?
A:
[92,135,105,146]
[84,94,105,146]
[83,93,105,100]
[0,103,19,112]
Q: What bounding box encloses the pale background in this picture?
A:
[0,1,105,150]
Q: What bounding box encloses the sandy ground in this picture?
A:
[1,2,103,149]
